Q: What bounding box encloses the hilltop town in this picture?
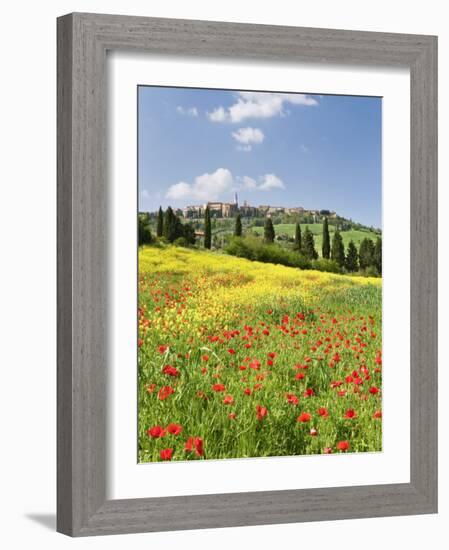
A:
[176,193,337,221]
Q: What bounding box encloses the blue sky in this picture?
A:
[138,86,381,228]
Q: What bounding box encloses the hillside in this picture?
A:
[251,223,379,253]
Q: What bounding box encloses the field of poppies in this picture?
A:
[138,245,382,462]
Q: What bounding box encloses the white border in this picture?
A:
[107,52,410,500]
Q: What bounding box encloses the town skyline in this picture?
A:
[142,192,343,223]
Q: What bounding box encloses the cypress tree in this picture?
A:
[345,240,359,272]
[234,214,242,237]
[163,206,176,242]
[264,217,275,243]
[204,205,211,249]
[294,222,302,251]
[359,238,375,270]
[331,230,345,267]
[156,206,164,237]
[322,217,330,259]
[374,237,382,274]
[302,226,318,259]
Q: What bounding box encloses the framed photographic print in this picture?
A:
[57,13,438,536]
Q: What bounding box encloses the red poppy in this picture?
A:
[146,383,156,393]
[256,405,268,421]
[202,354,209,362]
[323,447,333,454]
[228,412,237,420]
[317,407,329,417]
[286,393,299,405]
[295,372,305,380]
[228,348,236,355]
[337,440,350,451]
[369,386,380,394]
[158,385,175,401]
[310,428,318,436]
[158,345,168,354]
[303,388,315,397]
[148,425,166,438]
[373,410,382,419]
[162,364,180,377]
[185,436,204,457]
[268,352,276,359]
[212,383,225,392]
[297,412,312,423]
[223,395,234,405]
[138,338,144,348]
[344,409,357,419]
[160,448,173,461]
[166,423,183,435]
[249,359,261,370]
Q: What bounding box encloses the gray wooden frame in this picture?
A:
[57,12,438,537]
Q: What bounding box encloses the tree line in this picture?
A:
[139,206,196,246]
[257,216,381,275]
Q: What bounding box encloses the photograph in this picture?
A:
[137,85,383,463]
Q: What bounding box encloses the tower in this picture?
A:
[234,192,238,207]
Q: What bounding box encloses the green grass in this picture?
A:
[251,223,379,254]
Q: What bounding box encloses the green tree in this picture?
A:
[374,237,382,274]
[163,206,177,242]
[302,226,318,259]
[204,205,211,249]
[182,222,196,245]
[322,217,330,259]
[359,237,375,270]
[156,206,164,237]
[234,214,242,237]
[264,217,275,243]
[138,213,153,245]
[345,240,359,272]
[293,222,302,251]
[331,229,345,267]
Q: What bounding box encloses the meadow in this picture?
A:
[138,245,382,462]
[251,223,380,253]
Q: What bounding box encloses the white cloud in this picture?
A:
[241,176,257,189]
[166,169,285,202]
[258,174,285,191]
[166,168,234,201]
[207,106,227,122]
[140,189,150,199]
[207,91,318,123]
[232,127,264,152]
[176,106,198,117]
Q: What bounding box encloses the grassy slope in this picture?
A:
[251,223,379,253]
